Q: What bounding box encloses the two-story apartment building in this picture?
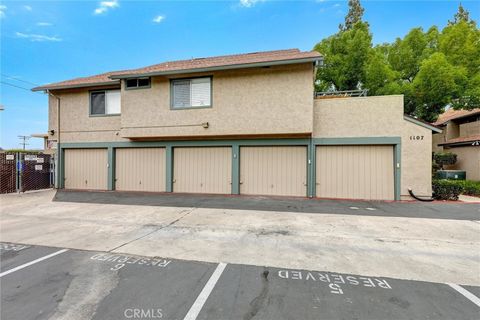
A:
[433,108,480,181]
[33,49,440,200]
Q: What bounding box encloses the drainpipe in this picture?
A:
[46,90,61,188]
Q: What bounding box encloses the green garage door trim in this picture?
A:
[58,137,401,200]
[311,137,401,201]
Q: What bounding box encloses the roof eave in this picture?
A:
[404,115,442,133]
[31,80,120,92]
[109,56,323,79]
[439,140,480,147]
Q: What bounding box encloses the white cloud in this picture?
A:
[15,32,62,42]
[0,5,7,18]
[152,15,165,23]
[23,5,32,11]
[37,22,53,26]
[239,0,265,8]
[94,0,119,15]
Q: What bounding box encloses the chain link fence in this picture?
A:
[0,152,55,194]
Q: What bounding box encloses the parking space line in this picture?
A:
[0,249,69,278]
[183,262,227,320]
[448,283,480,307]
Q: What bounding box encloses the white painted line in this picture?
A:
[0,249,69,278]
[448,283,480,307]
[183,262,227,320]
[366,207,376,211]
[349,207,359,210]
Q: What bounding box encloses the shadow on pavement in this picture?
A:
[53,190,480,221]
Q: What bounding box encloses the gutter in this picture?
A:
[403,115,443,133]
[32,80,120,92]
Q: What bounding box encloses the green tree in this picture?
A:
[448,3,475,25]
[387,27,438,82]
[314,22,372,91]
[339,0,365,31]
[413,53,467,121]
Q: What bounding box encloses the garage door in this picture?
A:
[64,149,107,190]
[240,146,307,197]
[316,145,394,200]
[173,147,231,194]
[115,148,166,192]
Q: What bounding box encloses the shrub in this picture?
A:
[432,179,464,200]
[461,180,480,197]
[433,152,457,169]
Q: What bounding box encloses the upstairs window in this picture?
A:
[125,77,151,89]
[171,77,211,109]
[90,90,121,116]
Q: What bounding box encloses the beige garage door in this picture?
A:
[64,149,107,190]
[316,145,394,200]
[173,147,231,194]
[240,146,307,197]
[115,148,166,192]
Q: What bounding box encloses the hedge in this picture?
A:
[461,180,480,197]
[432,179,464,200]
[432,179,480,200]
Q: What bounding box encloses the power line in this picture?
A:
[0,81,39,93]
[1,73,40,86]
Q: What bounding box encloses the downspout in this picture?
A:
[46,90,61,188]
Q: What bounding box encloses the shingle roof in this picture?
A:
[439,134,480,146]
[32,49,322,91]
[32,71,122,91]
[433,108,480,126]
[110,49,321,78]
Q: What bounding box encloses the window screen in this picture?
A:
[90,90,120,115]
[171,77,211,108]
[90,92,106,115]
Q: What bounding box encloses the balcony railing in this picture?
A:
[315,89,368,99]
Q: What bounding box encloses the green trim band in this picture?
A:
[107,147,115,191]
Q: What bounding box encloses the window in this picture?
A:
[125,77,151,89]
[90,90,121,115]
[171,77,211,109]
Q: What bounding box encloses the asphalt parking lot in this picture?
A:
[1,242,479,320]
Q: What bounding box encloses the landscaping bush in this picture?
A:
[433,152,457,169]
[461,180,480,197]
[432,179,464,200]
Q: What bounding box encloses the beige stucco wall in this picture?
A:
[432,131,446,153]
[459,121,480,138]
[445,146,480,181]
[120,63,314,138]
[49,86,126,143]
[50,63,314,142]
[313,95,433,199]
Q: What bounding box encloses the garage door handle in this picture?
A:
[239,181,243,184]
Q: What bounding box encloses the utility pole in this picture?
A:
[18,135,30,150]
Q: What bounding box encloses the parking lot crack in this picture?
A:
[243,268,270,320]
[107,208,196,253]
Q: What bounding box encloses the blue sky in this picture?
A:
[0,0,478,149]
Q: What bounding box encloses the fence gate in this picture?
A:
[0,153,17,194]
[0,152,54,194]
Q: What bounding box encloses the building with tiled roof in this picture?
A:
[433,108,480,181]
